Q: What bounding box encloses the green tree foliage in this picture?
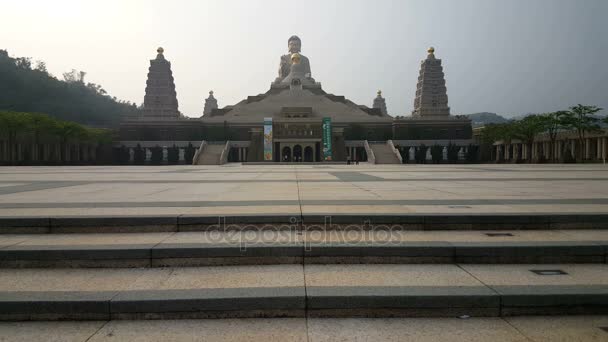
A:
[0,111,112,163]
[0,50,138,127]
[430,145,443,163]
[559,104,603,161]
[479,105,604,163]
[465,144,479,163]
[510,115,547,162]
[415,145,428,164]
[447,143,460,163]
[536,111,568,162]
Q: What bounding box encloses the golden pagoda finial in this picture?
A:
[157,47,164,54]
[427,46,435,54]
[377,90,382,96]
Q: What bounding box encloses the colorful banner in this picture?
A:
[263,117,273,161]
[322,117,332,161]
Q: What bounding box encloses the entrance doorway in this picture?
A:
[293,145,302,162]
[282,146,292,162]
[304,146,313,162]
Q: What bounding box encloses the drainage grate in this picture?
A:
[485,233,514,237]
[530,269,568,276]
[448,205,472,209]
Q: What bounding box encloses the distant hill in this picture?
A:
[0,50,138,127]
[465,112,509,127]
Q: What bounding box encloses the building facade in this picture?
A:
[118,37,473,164]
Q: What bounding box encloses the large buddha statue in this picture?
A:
[275,35,312,84]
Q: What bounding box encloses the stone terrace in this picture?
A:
[0,164,607,218]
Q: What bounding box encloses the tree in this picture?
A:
[512,115,546,162]
[447,143,460,163]
[430,145,443,163]
[466,144,479,163]
[0,111,31,162]
[415,145,428,164]
[560,104,603,161]
[0,50,138,126]
[27,113,57,161]
[52,121,88,163]
[184,143,195,164]
[536,111,568,162]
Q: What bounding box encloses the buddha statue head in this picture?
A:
[288,35,302,54]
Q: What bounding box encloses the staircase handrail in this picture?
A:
[192,140,207,165]
[219,140,231,165]
[387,140,403,164]
[363,140,376,164]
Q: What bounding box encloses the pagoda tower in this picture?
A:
[141,47,180,120]
[203,90,218,116]
[372,90,388,116]
[412,47,450,118]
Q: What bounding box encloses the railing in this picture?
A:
[363,140,376,164]
[192,140,207,165]
[387,140,403,164]
[218,141,231,165]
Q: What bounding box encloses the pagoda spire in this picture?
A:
[411,47,450,118]
[141,47,180,120]
[372,90,388,116]
[203,90,218,116]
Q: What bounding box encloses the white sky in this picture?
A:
[2,0,606,118]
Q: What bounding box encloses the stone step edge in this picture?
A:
[0,242,606,267]
[1,285,607,320]
[2,213,608,233]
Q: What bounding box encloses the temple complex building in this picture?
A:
[118,37,473,164]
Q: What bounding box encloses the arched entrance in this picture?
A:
[304,146,313,162]
[282,146,292,162]
[293,145,302,162]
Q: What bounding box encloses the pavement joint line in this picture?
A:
[500,317,536,342]
[4,198,608,209]
[84,320,111,342]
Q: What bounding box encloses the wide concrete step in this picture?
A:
[3,213,608,234]
[3,316,608,341]
[1,264,607,320]
[0,230,607,267]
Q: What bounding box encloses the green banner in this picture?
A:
[322,117,332,161]
[263,117,273,161]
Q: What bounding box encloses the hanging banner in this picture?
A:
[322,117,332,161]
[263,117,273,161]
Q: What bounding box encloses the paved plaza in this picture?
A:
[0,164,607,218]
[1,316,608,341]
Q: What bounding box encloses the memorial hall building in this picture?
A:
[118,36,473,164]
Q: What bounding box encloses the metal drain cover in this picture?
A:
[531,269,568,276]
[485,233,514,237]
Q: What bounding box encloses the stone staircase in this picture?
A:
[369,142,401,164]
[193,143,225,165]
[0,214,607,320]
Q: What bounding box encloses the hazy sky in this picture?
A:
[2,0,606,118]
